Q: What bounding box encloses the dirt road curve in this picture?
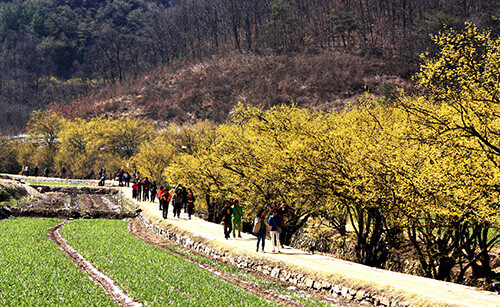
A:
[48,220,142,307]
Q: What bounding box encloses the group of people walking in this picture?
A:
[220,199,243,239]
[219,200,288,253]
[128,175,289,254]
[158,184,196,220]
[20,165,53,178]
[253,204,287,253]
[131,177,157,202]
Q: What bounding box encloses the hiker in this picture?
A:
[232,199,243,238]
[221,200,233,239]
[160,188,169,219]
[137,180,143,199]
[268,209,282,253]
[44,167,49,177]
[277,203,288,248]
[123,172,131,187]
[33,166,39,177]
[132,181,139,199]
[99,168,106,180]
[150,181,157,203]
[157,185,164,210]
[171,187,183,218]
[142,178,150,201]
[253,209,270,252]
[182,185,188,213]
[117,169,124,186]
[98,173,106,186]
[187,190,195,219]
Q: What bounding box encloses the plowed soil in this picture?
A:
[7,190,137,219]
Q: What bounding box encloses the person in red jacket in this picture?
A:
[132,182,139,200]
[157,186,164,210]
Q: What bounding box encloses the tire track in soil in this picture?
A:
[128,218,307,307]
[48,220,142,307]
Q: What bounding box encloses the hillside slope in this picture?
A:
[52,52,410,124]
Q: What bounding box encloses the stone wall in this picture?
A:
[138,214,414,307]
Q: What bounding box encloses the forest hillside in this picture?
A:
[51,52,408,125]
[0,0,498,133]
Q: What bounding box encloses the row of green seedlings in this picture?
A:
[0,218,114,306]
[61,219,284,306]
[1,217,335,306]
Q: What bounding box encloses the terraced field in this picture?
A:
[3,187,137,219]
[0,180,338,306]
[2,216,334,306]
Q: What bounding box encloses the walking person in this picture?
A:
[187,190,195,219]
[157,186,165,210]
[268,209,282,253]
[161,189,169,219]
[132,181,139,199]
[221,201,233,239]
[171,187,183,218]
[150,181,157,203]
[123,172,131,187]
[277,203,288,248]
[232,199,243,238]
[182,185,188,213]
[137,180,143,200]
[142,178,150,202]
[253,209,270,252]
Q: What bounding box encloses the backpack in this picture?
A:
[253,217,262,234]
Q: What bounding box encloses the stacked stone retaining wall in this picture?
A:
[138,214,414,307]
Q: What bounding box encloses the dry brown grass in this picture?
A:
[52,51,412,123]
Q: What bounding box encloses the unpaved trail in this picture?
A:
[48,220,142,307]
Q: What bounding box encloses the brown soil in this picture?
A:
[128,217,348,307]
[92,195,116,212]
[10,191,137,219]
[30,193,66,210]
[48,220,142,307]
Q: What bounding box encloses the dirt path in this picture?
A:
[48,220,142,307]
[128,217,317,307]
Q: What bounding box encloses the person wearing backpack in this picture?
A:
[221,201,233,239]
[132,181,139,199]
[231,199,243,238]
[157,186,164,210]
[171,187,183,218]
[268,209,282,253]
[253,209,270,252]
[161,188,170,219]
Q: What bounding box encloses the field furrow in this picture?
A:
[0,218,115,306]
[61,219,281,306]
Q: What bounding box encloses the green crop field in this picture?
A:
[62,219,280,306]
[167,245,333,307]
[0,218,115,306]
[26,180,91,187]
